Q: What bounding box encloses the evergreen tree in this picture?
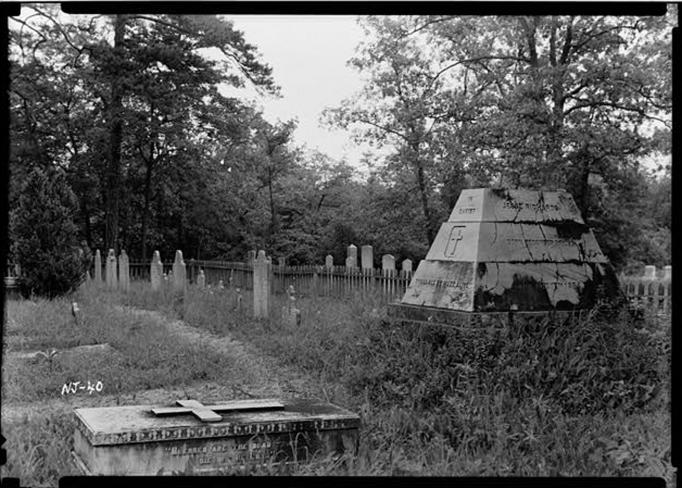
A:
[10,168,91,298]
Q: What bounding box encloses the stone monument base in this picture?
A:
[387,302,586,329]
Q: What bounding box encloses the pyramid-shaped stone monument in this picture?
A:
[388,188,618,323]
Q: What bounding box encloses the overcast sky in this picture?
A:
[224,15,373,168]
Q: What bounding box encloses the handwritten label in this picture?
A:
[61,380,103,395]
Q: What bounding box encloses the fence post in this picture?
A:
[253,250,270,318]
[94,249,102,285]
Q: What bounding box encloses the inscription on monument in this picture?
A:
[444,226,465,257]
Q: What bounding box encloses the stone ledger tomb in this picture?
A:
[72,398,359,475]
[388,188,618,323]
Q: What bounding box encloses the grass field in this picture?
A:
[1,279,674,484]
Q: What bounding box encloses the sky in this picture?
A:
[223,15,373,168]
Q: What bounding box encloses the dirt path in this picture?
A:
[2,305,320,423]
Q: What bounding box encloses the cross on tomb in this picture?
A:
[445,226,465,257]
[151,398,285,423]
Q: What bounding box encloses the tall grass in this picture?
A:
[1,280,673,483]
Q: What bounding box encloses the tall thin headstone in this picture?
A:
[94,250,102,284]
[150,251,162,291]
[253,250,270,318]
[325,255,334,268]
[172,250,187,293]
[347,244,357,268]
[118,250,130,292]
[105,249,117,290]
[197,269,206,288]
[361,245,373,270]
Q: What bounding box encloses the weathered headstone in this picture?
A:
[72,398,359,475]
[253,250,270,318]
[644,265,657,280]
[118,250,130,292]
[282,285,301,327]
[346,244,357,269]
[197,270,206,289]
[361,245,373,270]
[247,250,257,265]
[382,254,395,273]
[401,259,413,276]
[388,188,618,323]
[172,250,186,294]
[325,255,334,268]
[94,250,102,284]
[105,249,117,290]
[664,265,672,280]
[150,251,163,291]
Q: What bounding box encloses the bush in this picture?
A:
[9,167,90,298]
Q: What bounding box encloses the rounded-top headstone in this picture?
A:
[153,250,161,263]
[644,265,656,279]
[175,250,184,263]
[664,265,672,280]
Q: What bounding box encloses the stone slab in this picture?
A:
[72,398,360,475]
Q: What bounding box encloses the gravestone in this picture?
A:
[361,245,373,270]
[253,250,270,318]
[118,250,130,292]
[664,265,672,280]
[325,255,334,268]
[401,259,413,276]
[644,265,656,280]
[72,398,359,475]
[150,251,163,291]
[388,188,618,324]
[346,245,357,269]
[172,250,186,294]
[197,270,206,288]
[282,285,301,327]
[94,250,102,284]
[105,249,118,290]
[382,254,395,273]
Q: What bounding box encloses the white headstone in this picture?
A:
[325,255,334,268]
[172,250,186,293]
[644,265,656,280]
[382,254,396,273]
[347,244,357,268]
[401,259,413,275]
[197,269,205,288]
[361,245,373,270]
[150,251,163,291]
[664,265,672,280]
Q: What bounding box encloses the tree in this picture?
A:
[10,168,91,298]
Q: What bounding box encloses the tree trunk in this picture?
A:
[412,148,434,243]
[140,160,153,261]
[104,14,126,254]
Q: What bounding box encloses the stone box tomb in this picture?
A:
[72,398,359,475]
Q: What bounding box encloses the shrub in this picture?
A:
[10,167,90,298]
